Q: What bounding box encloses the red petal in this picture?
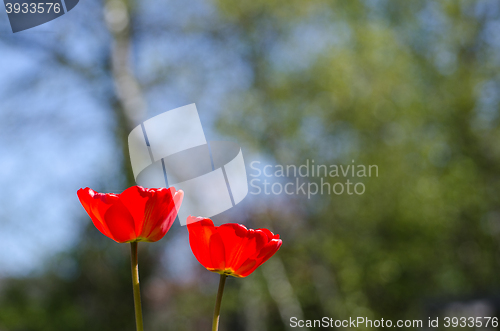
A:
[102,200,137,242]
[230,229,268,271]
[77,188,115,240]
[258,228,273,240]
[233,259,258,277]
[144,188,183,242]
[257,228,280,240]
[118,186,150,236]
[187,217,216,269]
[186,216,206,225]
[209,231,226,271]
[234,239,282,277]
[77,187,137,243]
[233,233,282,277]
[216,223,250,269]
[256,239,282,263]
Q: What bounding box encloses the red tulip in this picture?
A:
[77,186,183,243]
[187,216,282,278]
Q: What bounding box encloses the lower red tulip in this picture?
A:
[187,216,282,331]
[187,216,282,277]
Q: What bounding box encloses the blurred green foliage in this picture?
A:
[217,0,500,325]
[1,0,500,330]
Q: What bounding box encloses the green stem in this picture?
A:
[212,274,227,331]
[130,242,144,331]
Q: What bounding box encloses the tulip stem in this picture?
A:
[212,274,227,331]
[130,242,144,331]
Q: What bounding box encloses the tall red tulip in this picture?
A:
[187,216,282,331]
[77,185,183,331]
[77,186,183,243]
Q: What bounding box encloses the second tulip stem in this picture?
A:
[130,242,144,331]
[212,274,227,331]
